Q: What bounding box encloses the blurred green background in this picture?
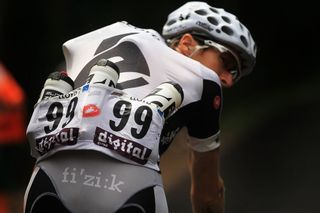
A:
[0,0,319,212]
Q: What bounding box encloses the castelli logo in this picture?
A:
[83,104,100,117]
[213,96,221,110]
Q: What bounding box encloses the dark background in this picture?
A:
[1,0,319,212]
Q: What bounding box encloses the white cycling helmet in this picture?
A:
[162,1,257,80]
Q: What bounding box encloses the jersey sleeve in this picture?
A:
[187,79,222,140]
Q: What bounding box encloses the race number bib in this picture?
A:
[27,84,164,170]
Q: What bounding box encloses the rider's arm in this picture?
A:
[186,79,224,213]
[189,147,224,213]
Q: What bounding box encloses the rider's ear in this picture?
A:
[176,33,198,56]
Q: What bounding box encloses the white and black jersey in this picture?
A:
[24,22,223,213]
[63,21,222,155]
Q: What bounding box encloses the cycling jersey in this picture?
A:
[63,21,222,154]
[24,21,222,213]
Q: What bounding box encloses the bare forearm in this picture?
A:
[189,148,225,213]
[191,178,224,213]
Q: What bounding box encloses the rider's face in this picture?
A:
[191,47,235,88]
[176,34,239,88]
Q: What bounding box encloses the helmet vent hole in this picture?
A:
[239,23,244,31]
[195,9,208,16]
[216,29,221,33]
[221,26,234,35]
[166,20,176,26]
[240,35,248,47]
[209,7,219,14]
[222,16,231,23]
[207,17,219,26]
